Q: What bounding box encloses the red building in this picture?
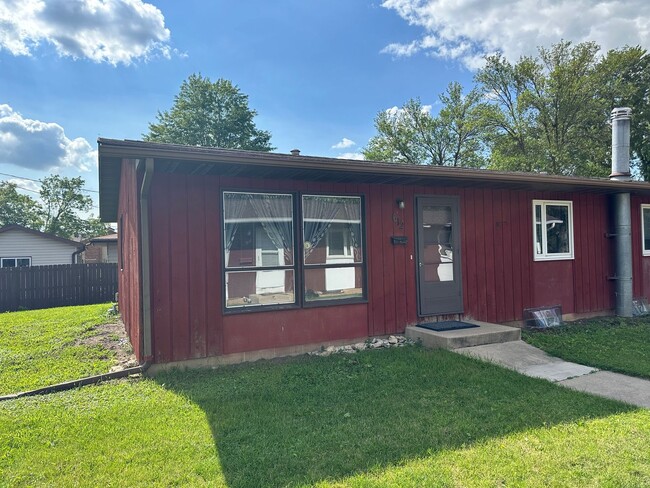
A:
[98,138,650,367]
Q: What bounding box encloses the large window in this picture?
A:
[303,195,363,303]
[642,205,650,256]
[1,257,31,268]
[223,192,295,308]
[533,200,574,261]
[222,191,365,310]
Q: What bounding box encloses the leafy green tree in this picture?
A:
[594,46,650,179]
[476,41,650,178]
[0,182,43,229]
[144,74,274,151]
[1,177,110,239]
[477,41,609,176]
[364,99,432,164]
[39,175,94,239]
[526,41,608,176]
[474,52,541,172]
[363,82,490,167]
[78,217,114,240]
[438,82,491,168]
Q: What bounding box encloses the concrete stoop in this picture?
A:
[405,320,521,349]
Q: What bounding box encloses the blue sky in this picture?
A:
[1,0,649,214]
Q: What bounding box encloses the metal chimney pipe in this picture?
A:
[610,107,632,181]
[610,107,633,317]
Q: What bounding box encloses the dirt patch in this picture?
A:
[77,320,139,372]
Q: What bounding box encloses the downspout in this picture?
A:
[138,158,154,359]
[610,108,633,317]
[72,245,85,264]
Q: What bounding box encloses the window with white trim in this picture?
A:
[533,200,574,261]
[642,204,650,256]
[1,257,31,268]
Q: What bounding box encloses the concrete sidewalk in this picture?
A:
[455,340,650,409]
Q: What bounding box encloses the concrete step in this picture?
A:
[405,320,521,349]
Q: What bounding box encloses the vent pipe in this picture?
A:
[610,108,633,317]
[610,107,632,181]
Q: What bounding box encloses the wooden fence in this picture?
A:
[0,263,118,312]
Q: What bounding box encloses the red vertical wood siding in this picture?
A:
[632,196,650,300]
[144,171,643,364]
[117,160,143,361]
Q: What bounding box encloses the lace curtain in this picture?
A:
[303,196,361,261]
[223,192,293,267]
[248,193,294,265]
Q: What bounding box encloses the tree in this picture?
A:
[474,52,541,172]
[363,83,490,167]
[438,82,491,168]
[364,99,432,164]
[475,41,646,177]
[0,182,43,228]
[1,176,110,239]
[39,175,94,239]
[144,74,274,151]
[78,217,114,240]
[594,46,650,179]
[522,41,608,176]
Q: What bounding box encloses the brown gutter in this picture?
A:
[137,158,154,359]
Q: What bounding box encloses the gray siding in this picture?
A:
[0,229,80,266]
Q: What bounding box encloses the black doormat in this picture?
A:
[417,321,480,332]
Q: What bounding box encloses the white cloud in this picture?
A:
[7,177,40,193]
[381,0,650,69]
[385,103,433,119]
[381,40,421,57]
[0,104,95,172]
[331,137,356,149]
[336,152,365,161]
[0,0,171,65]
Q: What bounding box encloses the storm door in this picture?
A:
[416,196,463,316]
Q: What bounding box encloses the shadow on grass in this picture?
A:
[153,346,633,488]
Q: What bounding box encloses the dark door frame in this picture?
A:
[415,195,464,317]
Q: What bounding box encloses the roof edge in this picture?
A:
[0,225,84,249]
[98,138,650,192]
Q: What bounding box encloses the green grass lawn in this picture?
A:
[1,347,648,487]
[0,304,116,395]
[523,315,650,379]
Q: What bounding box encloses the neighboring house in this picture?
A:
[0,225,84,267]
[83,233,118,263]
[98,121,650,366]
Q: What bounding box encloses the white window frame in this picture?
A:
[1,257,31,268]
[532,200,574,261]
[326,226,351,258]
[642,204,650,256]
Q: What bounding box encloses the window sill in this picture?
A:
[303,297,368,309]
[223,302,300,315]
[533,255,574,262]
